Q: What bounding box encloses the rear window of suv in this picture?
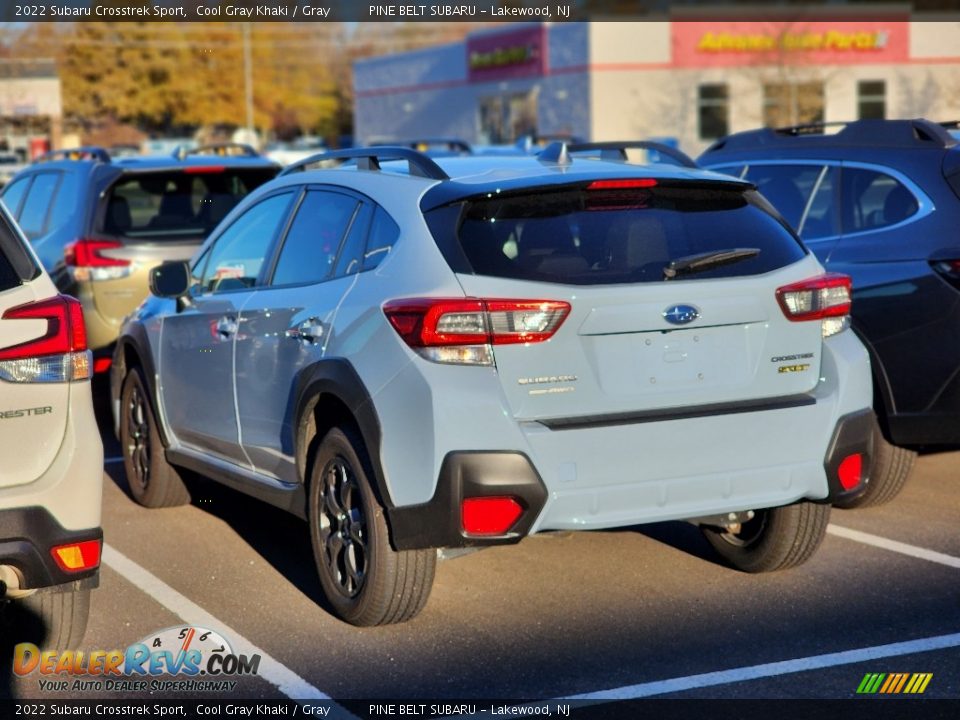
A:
[429,183,806,285]
[99,168,277,240]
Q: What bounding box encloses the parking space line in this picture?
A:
[101,543,350,710]
[563,630,960,700]
[827,524,960,570]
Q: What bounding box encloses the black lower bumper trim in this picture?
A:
[387,452,548,551]
[821,409,877,504]
[0,507,102,591]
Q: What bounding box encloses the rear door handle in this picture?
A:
[215,316,238,338]
[287,318,324,343]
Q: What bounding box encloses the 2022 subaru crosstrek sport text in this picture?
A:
[112,144,876,626]
[0,201,103,647]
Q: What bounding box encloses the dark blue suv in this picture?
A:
[700,119,960,507]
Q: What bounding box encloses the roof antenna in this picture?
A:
[538,141,572,166]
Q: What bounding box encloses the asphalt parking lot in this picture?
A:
[3,380,959,714]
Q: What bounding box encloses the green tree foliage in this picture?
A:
[59,22,339,136]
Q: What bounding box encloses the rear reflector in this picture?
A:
[384,298,570,365]
[776,273,851,321]
[50,539,101,573]
[0,295,91,382]
[94,357,112,374]
[838,453,863,491]
[461,497,523,536]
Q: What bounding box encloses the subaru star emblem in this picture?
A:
[663,304,700,325]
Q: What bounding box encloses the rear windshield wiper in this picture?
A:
[663,248,761,280]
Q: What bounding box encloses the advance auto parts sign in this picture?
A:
[672,21,909,67]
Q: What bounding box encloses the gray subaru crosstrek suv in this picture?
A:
[112,144,876,626]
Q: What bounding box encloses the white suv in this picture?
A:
[0,200,102,648]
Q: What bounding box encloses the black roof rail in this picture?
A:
[704,119,957,154]
[567,141,698,169]
[173,142,259,160]
[279,146,449,180]
[939,120,960,131]
[35,146,111,164]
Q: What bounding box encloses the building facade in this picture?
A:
[354,18,960,154]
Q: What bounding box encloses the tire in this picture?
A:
[835,428,915,509]
[1,589,91,649]
[120,366,190,508]
[701,501,831,573]
[308,427,436,626]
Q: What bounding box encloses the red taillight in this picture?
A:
[383,298,570,348]
[50,539,101,573]
[838,453,863,491]
[587,179,658,190]
[65,239,129,268]
[776,273,851,321]
[461,497,523,536]
[0,295,87,361]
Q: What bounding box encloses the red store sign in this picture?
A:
[672,21,909,67]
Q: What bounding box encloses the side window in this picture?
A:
[17,173,61,239]
[43,171,78,236]
[798,166,838,240]
[1,175,32,218]
[841,167,918,233]
[270,190,358,287]
[362,207,400,271]
[334,204,372,278]
[200,192,293,293]
[745,164,823,232]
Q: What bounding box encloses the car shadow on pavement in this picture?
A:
[627,521,722,566]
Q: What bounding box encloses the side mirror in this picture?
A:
[149,261,191,298]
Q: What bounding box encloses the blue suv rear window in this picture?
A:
[433,184,806,285]
[100,168,278,239]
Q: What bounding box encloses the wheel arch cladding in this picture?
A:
[293,359,392,509]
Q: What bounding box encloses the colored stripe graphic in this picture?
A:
[857,672,932,694]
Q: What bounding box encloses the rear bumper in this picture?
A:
[821,408,876,504]
[888,412,960,446]
[0,506,101,592]
[389,452,547,551]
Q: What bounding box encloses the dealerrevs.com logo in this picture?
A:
[15,626,261,693]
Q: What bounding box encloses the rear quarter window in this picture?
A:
[431,184,807,285]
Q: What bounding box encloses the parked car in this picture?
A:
[370,138,473,158]
[112,144,875,626]
[0,198,102,648]
[265,136,328,167]
[0,144,280,369]
[0,153,26,187]
[700,118,960,507]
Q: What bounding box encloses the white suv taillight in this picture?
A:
[0,295,92,383]
[65,238,132,281]
[776,273,852,338]
[383,298,571,365]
